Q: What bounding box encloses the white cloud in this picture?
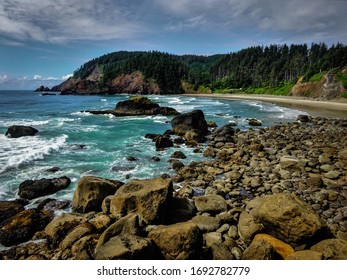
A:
[0,74,69,90]
[33,75,42,80]
[0,0,147,43]
[62,74,73,80]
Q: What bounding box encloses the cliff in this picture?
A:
[290,69,346,100]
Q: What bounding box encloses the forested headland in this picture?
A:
[47,43,347,98]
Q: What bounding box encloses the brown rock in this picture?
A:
[285,250,323,260]
[194,195,227,214]
[242,238,282,260]
[253,234,295,259]
[0,209,53,247]
[72,176,123,213]
[148,221,202,260]
[310,239,347,260]
[108,177,173,224]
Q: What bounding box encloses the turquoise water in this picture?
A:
[0,91,305,203]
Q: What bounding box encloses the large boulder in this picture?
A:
[194,195,227,214]
[0,209,53,247]
[0,200,27,223]
[18,176,71,200]
[45,213,86,248]
[171,110,208,137]
[108,177,173,224]
[95,234,155,260]
[72,176,123,213]
[239,193,328,247]
[148,221,202,260]
[86,96,179,117]
[5,125,38,138]
[310,239,347,260]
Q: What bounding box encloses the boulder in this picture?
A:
[95,234,155,260]
[0,200,27,223]
[45,213,86,248]
[171,151,187,159]
[87,96,179,117]
[184,129,206,144]
[242,193,328,247]
[194,195,227,214]
[5,125,38,138]
[108,177,173,224]
[237,211,263,241]
[252,234,295,259]
[286,250,323,260]
[191,215,221,233]
[0,209,53,247]
[210,243,234,260]
[297,115,310,122]
[18,176,71,200]
[242,238,282,260]
[279,156,305,172]
[148,221,202,260]
[248,118,262,126]
[155,135,173,150]
[72,176,123,213]
[310,239,347,260]
[59,223,95,251]
[171,110,208,136]
[166,197,196,223]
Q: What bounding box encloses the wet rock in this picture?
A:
[248,118,262,126]
[171,110,208,136]
[5,125,38,138]
[297,115,310,122]
[72,176,123,213]
[0,199,27,223]
[155,135,173,150]
[18,176,71,200]
[171,151,187,159]
[0,209,53,247]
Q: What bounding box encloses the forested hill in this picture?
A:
[52,43,347,96]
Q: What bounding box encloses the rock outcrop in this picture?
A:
[18,176,71,200]
[85,96,179,117]
[5,125,38,138]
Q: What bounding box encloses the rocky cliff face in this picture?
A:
[290,73,345,100]
[58,67,162,95]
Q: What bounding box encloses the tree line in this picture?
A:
[73,43,347,93]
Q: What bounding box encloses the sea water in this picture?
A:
[0,91,306,203]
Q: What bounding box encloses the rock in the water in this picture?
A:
[171,151,187,159]
[148,221,202,260]
[72,176,123,213]
[108,177,173,224]
[248,118,262,126]
[0,200,27,223]
[18,176,71,200]
[155,135,173,150]
[5,125,38,138]
[0,209,53,247]
[171,110,208,136]
[297,115,310,122]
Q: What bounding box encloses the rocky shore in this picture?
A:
[0,112,346,260]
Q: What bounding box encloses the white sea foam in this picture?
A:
[0,119,50,127]
[101,99,107,102]
[0,134,68,174]
[71,111,93,116]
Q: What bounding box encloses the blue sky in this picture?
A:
[0,0,346,90]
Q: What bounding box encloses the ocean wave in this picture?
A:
[0,119,50,127]
[0,134,68,174]
[70,111,93,116]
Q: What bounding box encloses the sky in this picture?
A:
[0,0,346,90]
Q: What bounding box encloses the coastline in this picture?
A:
[184,93,347,118]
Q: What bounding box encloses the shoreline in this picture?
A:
[184,93,347,118]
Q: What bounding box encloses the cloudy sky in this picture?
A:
[0,0,346,89]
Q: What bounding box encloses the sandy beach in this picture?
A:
[184,93,347,118]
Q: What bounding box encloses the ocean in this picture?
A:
[0,90,306,205]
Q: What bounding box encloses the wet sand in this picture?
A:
[184,93,347,118]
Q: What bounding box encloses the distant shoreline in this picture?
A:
[184,93,347,118]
